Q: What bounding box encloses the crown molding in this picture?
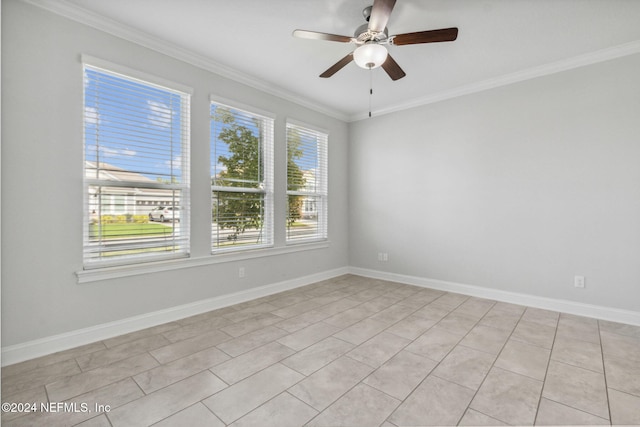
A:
[349,39,640,121]
[21,0,351,122]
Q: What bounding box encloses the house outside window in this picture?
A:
[210,99,274,252]
[83,59,191,268]
[286,121,328,242]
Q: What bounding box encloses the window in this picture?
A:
[286,121,328,242]
[83,60,190,268]
[210,99,274,252]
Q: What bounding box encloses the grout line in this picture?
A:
[598,319,614,425]
[532,312,560,425]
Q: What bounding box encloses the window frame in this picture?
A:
[210,96,275,254]
[285,119,329,244]
[82,56,192,269]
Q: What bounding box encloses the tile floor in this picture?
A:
[2,274,640,426]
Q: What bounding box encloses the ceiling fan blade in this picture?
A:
[368,0,396,33]
[292,29,353,43]
[392,27,459,46]
[320,53,354,78]
[381,54,406,81]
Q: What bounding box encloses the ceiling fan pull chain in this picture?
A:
[369,65,373,118]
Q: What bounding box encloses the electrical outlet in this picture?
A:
[574,275,585,288]
[239,267,245,278]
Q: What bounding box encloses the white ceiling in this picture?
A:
[33,0,640,121]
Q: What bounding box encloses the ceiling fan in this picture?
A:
[293,0,458,81]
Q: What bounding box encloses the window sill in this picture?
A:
[76,240,330,284]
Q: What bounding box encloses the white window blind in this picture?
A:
[286,122,328,242]
[210,100,274,252]
[83,63,190,268]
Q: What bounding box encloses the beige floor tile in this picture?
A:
[535,397,609,425]
[277,321,341,351]
[153,402,225,427]
[599,319,640,339]
[453,297,495,319]
[274,309,331,333]
[404,326,462,361]
[307,383,400,427]
[364,350,437,400]
[210,341,295,384]
[470,367,543,425]
[215,326,286,357]
[77,334,170,371]
[315,297,361,316]
[608,388,640,425]
[1,385,48,423]
[2,358,81,396]
[288,356,373,410]
[222,302,280,323]
[75,414,112,427]
[270,299,323,319]
[556,314,600,344]
[412,302,452,320]
[433,345,496,390]
[333,317,389,345]
[369,303,416,325]
[602,355,640,396]
[219,312,284,337]
[3,378,143,427]
[521,307,559,328]
[478,309,521,331]
[459,408,508,426]
[151,329,232,363]
[323,305,377,328]
[551,335,603,373]
[1,341,106,379]
[281,337,354,376]
[229,392,318,427]
[347,331,411,368]
[600,330,640,363]
[436,312,479,335]
[46,353,158,402]
[102,322,180,348]
[542,360,609,419]
[494,339,551,381]
[203,363,303,424]
[459,324,511,356]
[134,346,230,393]
[388,375,475,426]
[431,292,470,310]
[161,316,232,343]
[385,314,437,340]
[511,319,556,349]
[107,371,226,426]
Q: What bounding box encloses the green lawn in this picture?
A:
[90,222,173,239]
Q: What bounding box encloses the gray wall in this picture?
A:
[1,0,349,347]
[350,53,640,312]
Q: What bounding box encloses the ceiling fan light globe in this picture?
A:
[353,43,388,69]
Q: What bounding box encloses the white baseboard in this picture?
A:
[1,267,349,367]
[349,267,640,327]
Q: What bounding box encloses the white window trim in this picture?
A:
[285,118,329,244]
[82,56,192,269]
[210,95,275,253]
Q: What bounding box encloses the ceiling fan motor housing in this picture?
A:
[354,23,388,43]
